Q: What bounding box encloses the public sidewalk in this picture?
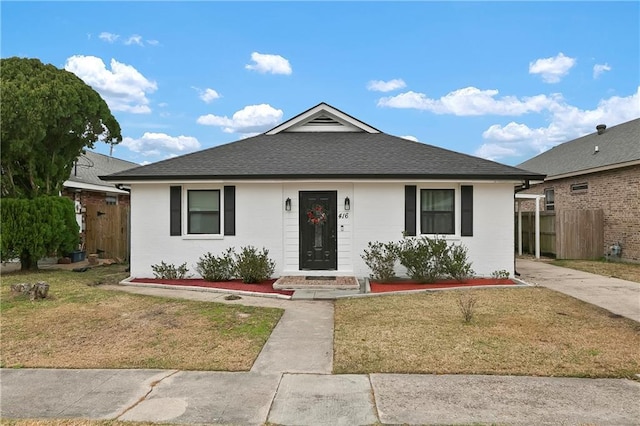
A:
[2,368,639,425]
[516,258,640,322]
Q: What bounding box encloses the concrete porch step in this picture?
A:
[273,276,360,291]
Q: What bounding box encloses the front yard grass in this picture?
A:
[552,258,640,283]
[334,287,640,378]
[1,266,283,371]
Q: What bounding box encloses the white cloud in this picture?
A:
[98,32,157,47]
[198,88,221,103]
[378,87,555,116]
[245,52,292,75]
[121,132,201,157]
[367,79,407,92]
[124,35,144,46]
[99,32,119,43]
[65,55,157,114]
[593,63,612,79]
[529,52,576,83]
[400,135,418,142]
[197,104,283,135]
[475,86,640,161]
[474,144,518,161]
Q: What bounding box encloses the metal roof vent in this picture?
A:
[596,124,606,135]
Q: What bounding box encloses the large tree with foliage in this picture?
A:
[1,57,122,198]
[1,57,122,270]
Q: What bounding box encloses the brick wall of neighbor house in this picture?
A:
[61,189,131,207]
[518,165,640,261]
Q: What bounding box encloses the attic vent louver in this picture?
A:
[596,124,606,135]
[307,115,344,127]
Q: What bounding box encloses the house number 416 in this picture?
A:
[338,213,349,219]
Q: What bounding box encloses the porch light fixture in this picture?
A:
[285,197,292,211]
[344,197,351,210]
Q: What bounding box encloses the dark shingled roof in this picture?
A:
[103,132,544,181]
[517,118,640,178]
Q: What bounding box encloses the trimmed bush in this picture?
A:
[234,246,275,283]
[361,241,398,281]
[364,236,474,283]
[396,236,450,283]
[491,269,510,279]
[444,243,474,281]
[151,261,189,279]
[196,249,235,282]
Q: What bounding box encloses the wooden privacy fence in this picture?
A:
[85,204,130,260]
[555,209,604,260]
[516,209,604,259]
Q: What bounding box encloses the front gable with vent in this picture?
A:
[266,102,381,134]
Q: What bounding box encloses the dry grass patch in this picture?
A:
[334,288,640,378]
[552,259,640,283]
[1,266,282,371]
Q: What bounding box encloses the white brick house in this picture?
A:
[103,103,544,278]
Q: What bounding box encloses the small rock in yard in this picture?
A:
[11,282,49,300]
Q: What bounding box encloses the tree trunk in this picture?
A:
[20,251,39,271]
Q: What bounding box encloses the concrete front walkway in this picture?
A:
[517,258,640,322]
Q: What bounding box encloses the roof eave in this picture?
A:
[101,172,545,182]
[543,159,640,181]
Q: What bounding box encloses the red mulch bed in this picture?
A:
[129,278,294,296]
[370,278,516,293]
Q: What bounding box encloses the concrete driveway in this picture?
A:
[516,258,640,322]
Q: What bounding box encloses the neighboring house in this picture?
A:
[517,118,640,262]
[103,103,544,278]
[62,150,138,259]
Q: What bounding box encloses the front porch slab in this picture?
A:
[273,276,360,290]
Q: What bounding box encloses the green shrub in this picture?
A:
[396,236,446,283]
[0,196,79,270]
[196,249,235,281]
[491,269,510,279]
[444,243,474,282]
[361,241,398,281]
[151,261,189,279]
[234,246,275,283]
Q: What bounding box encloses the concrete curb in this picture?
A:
[119,276,292,300]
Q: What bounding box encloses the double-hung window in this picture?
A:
[544,188,555,211]
[421,189,455,234]
[187,190,220,234]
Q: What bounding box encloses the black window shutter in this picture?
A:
[224,186,236,236]
[404,185,417,236]
[170,186,182,236]
[461,185,473,236]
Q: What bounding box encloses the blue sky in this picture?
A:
[2,1,639,167]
